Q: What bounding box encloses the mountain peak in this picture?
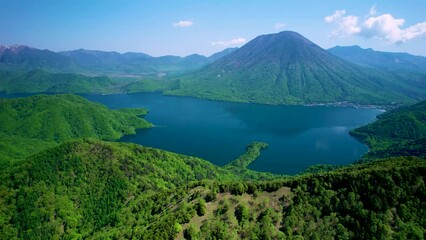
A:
[172,31,421,105]
[276,30,303,36]
[0,44,31,55]
[215,30,324,68]
[255,30,310,43]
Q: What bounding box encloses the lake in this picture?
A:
[80,92,382,175]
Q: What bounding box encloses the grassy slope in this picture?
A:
[0,94,151,163]
[351,100,426,161]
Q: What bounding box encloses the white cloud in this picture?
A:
[362,14,426,43]
[325,10,360,36]
[325,7,426,43]
[369,6,378,16]
[211,37,246,46]
[275,22,286,30]
[173,20,193,28]
[325,10,346,23]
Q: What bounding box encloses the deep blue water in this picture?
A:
[79,92,382,175]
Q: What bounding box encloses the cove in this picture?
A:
[81,92,382,175]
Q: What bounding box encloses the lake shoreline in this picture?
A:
[163,91,398,110]
[1,91,400,111]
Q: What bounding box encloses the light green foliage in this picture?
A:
[0,69,115,94]
[184,224,198,240]
[351,100,426,160]
[0,94,151,162]
[121,78,179,93]
[225,142,278,180]
[188,157,426,239]
[0,139,240,239]
[234,204,250,224]
[0,69,180,94]
[196,199,207,216]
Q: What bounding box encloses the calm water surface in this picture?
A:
[80,93,382,175]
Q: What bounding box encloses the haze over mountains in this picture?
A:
[171,31,426,105]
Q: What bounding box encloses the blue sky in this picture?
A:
[1,0,425,57]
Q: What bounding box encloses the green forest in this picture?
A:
[351,100,426,161]
[0,94,151,164]
[0,94,424,239]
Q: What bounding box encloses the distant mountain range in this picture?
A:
[1,32,426,105]
[0,45,78,73]
[0,45,237,76]
[170,31,426,105]
[328,45,426,73]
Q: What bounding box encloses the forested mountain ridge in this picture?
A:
[0,45,237,76]
[0,94,151,163]
[328,45,426,73]
[351,100,426,161]
[0,69,115,94]
[0,140,423,239]
[0,69,183,94]
[0,138,280,239]
[0,45,78,72]
[176,157,425,239]
[170,31,425,105]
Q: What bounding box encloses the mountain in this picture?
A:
[328,45,426,73]
[0,94,151,162]
[208,47,238,62]
[0,45,28,55]
[59,48,152,74]
[0,45,77,72]
[351,100,426,161]
[0,139,241,239]
[120,54,211,76]
[176,157,425,239]
[0,45,236,77]
[170,31,426,105]
[0,69,115,94]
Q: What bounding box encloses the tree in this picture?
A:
[234,204,250,223]
[184,224,198,240]
[196,199,206,216]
